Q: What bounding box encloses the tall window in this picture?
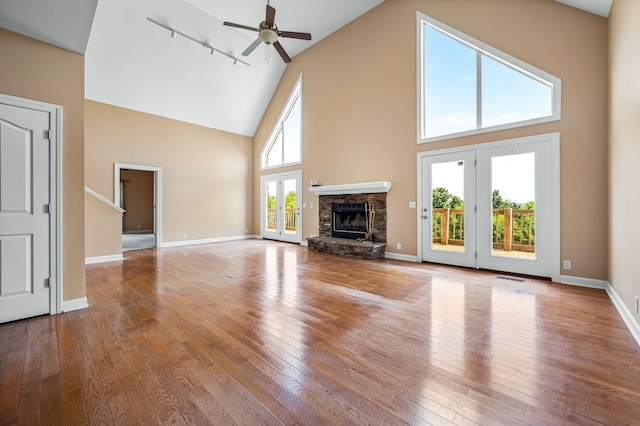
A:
[417,13,561,143]
[262,74,302,169]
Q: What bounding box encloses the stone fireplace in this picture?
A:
[307,181,391,260]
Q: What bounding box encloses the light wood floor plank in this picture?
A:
[1,240,640,425]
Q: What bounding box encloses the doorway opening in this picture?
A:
[114,163,162,250]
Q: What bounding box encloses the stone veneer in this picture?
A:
[307,192,387,260]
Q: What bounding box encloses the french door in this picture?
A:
[419,134,559,280]
[261,171,302,244]
[421,151,476,268]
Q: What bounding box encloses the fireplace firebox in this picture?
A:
[332,202,368,239]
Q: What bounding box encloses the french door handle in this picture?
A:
[421,215,428,219]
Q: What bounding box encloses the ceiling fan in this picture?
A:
[223,1,312,63]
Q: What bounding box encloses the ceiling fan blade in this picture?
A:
[242,38,263,56]
[223,21,259,32]
[279,31,312,41]
[273,41,291,63]
[265,4,276,27]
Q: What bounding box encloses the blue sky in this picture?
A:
[424,26,552,138]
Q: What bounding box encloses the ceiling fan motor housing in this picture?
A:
[259,22,278,45]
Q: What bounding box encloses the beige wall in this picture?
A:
[85,193,122,259]
[85,100,253,253]
[0,28,85,301]
[608,0,640,322]
[253,0,609,280]
[121,169,154,232]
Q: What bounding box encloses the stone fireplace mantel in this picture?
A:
[308,181,392,196]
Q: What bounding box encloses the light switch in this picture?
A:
[409,201,416,208]
[303,203,307,208]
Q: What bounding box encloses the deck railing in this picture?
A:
[267,208,297,231]
[492,208,535,252]
[432,207,535,252]
[432,208,465,246]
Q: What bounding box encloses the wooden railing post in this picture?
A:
[503,208,512,251]
[442,208,450,245]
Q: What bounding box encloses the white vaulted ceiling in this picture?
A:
[84,0,385,136]
[0,0,612,137]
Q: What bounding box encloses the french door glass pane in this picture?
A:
[491,153,536,259]
[283,178,297,235]
[431,160,466,252]
[266,181,277,232]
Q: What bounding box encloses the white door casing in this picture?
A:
[114,163,162,248]
[0,94,61,323]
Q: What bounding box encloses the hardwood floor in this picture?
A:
[1,240,639,425]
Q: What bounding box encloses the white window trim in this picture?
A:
[416,12,562,144]
[261,73,303,170]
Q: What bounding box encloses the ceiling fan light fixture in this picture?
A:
[259,28,278,45]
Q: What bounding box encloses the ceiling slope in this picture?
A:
[0,0,98,54]
[85,0,384,137]
[554,0,613,17]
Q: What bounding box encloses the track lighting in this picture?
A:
[147,17,250,67]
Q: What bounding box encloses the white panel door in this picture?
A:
[0,104,51,323]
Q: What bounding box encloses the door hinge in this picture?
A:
[45,278,50,288]
[44,130,51,140]
[474,205,477,213]
[44,204,50,214]
[474,251,477,259]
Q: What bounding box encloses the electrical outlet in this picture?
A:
[397,243,402,250]
[182,233,187,239]
[563,260,571,270]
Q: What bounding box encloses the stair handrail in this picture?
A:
[84,186,125,213]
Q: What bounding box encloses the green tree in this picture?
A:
[449,195,464,209]
[492,189,504,209]
[432,187,464,208]
[285,191,297,209]
[432,187,451,208]
[267,195,276,209]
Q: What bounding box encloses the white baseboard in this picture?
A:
[606,283,640,347]
[300,240,309,247]
[560,275,639,347]
[385,252,419,262]
[62,297,89,312]
[161,234,258,248]
[85,254,124,264]
[559,275,608,289]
